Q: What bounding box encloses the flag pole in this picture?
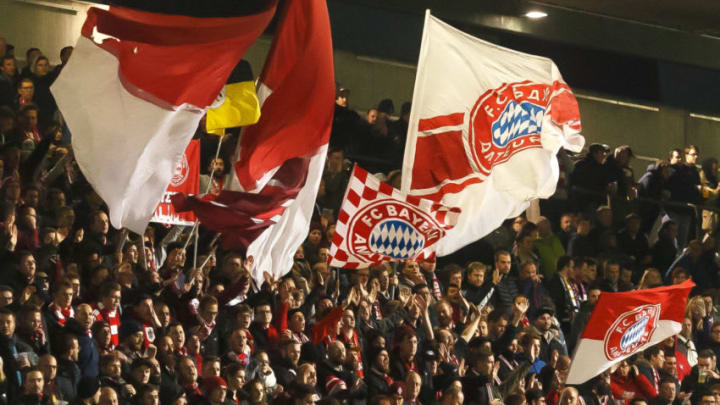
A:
[186,132,226,265]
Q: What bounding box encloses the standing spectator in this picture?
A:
[546,256,580,335]
[699,158,720,236]
[569,143,611,216]
[650,221,678,274]
[666,146,701,248]
[318,148,349,213]
[557,213,576,251]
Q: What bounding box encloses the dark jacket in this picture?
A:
[0,334,33,399]
[55,358,80,403]
[462,370,501,405]
[65,318,99,378]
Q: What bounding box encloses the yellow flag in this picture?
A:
[206,60,260,135]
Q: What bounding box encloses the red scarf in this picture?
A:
[49,303,73,325]
[92,303,121,346]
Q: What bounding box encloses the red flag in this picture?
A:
[171,157,309,249]
[51,4,276,233]
[566,280,694,385]
[151,140,200,226]
[172,0,334,285]
[230,0,335,193]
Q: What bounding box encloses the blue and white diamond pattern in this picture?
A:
[369,219,426,259]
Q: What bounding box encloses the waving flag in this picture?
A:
[330,166,460,269]
[173,0,334,285]
[206,60,261,136]
[401,12,585,255]
[51,4,275,234]
[566,280,694,385]
[151,140,200,226]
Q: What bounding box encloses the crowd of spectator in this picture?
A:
[2,30,720,405]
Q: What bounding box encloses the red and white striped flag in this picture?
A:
[51,4,275,234]
[330,166,460,269]
[566,280,694,385]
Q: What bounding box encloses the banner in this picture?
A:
[152,140,200,226]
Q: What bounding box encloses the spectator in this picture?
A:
[534,216,566,280]
[569,143,611,215]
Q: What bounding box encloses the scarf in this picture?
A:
[49,303,73,325]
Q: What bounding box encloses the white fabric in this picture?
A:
[52,36,202,233]
[401,12,584,256]
[246,145,327,287]
[566,320,681,385]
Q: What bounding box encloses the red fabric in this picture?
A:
[80,4,276,108]
[171,158,308,250]
[312,306,344,344]
[610,374,657,403]
[91,303,121,346]
[152,140,200,224]
[232,0,334,191]
[580,281,693,341]
[672,349,690,382]
[274,301,289,334]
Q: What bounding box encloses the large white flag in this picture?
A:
[401,12,585,255]
[51,5,275,233]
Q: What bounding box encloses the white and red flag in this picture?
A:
[172,0,334,285]
[401,12,585,255]
[150,140,200,226]
[566,280,694,385]
[51,4,275,234]
[329,166,460,269]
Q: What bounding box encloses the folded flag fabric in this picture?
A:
[171,157,308,249]
[206,60,261,136]
[566,280,694,385]
[172,0,334,286]
[51,3,275,234]
[401,11,585,256]
[330,165,460,269]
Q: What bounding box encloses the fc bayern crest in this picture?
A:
[468,81,549,175]
[603,304,660,361]
[346,199,445,261]
[170,154,190,187]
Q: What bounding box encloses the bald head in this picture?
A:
[559,387,579,405]
[99,387,118,405]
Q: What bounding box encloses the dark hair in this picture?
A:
[56,333,79,357]
[19,103,38,115]
[557,256,573,271]
[487,310,507,324]
[494,250,511,261]
[699,349,715,359]
[644,345,662,359]
[25,48,39,59]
